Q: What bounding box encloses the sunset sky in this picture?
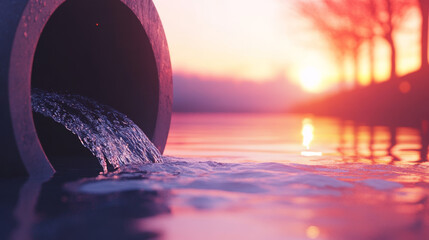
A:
[153,0,422,95]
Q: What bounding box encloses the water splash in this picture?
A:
[31,89,162,172]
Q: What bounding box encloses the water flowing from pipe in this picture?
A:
[31,89,162,172]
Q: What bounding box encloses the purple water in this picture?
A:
[8,105,429,239]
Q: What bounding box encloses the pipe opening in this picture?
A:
[31,0,159,171]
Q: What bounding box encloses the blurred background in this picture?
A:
[153,0,427,115]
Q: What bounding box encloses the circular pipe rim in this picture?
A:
[8,0,172,177]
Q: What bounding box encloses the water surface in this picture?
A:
[4,113,429,240]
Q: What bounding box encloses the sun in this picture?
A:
[299,67,323,92]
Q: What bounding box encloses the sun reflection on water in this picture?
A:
[302,118,314,150]
[301,118,323,156]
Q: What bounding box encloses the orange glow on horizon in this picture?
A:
[299,67,323,92]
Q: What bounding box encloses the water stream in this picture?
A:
[31,89,162,173]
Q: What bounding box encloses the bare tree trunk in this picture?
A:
[353,48,359,88]
[338,64,346,91]
[336,52,347,91]
[368,0,377,84]
[419,0,429,71]
[385,0,397,80]
[369,36,376,85]
[387,34,397,79]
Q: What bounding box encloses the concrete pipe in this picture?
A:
[0,0,172,177]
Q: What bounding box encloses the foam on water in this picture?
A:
[31,89,162,172]
[77,157,357,196]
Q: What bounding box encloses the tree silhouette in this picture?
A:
[296,0,415,85]
[297,0,372,88]
[371,0,415,79]
[419,0,429,71]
